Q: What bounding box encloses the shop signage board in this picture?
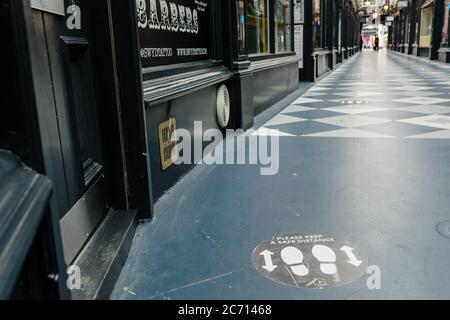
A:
[397,0,408,8]
[293,0,304,68]
[294,25,303,68]
[136,0,210,68]
[252,234,368,289]
[30,0,65,16]
[293,0,304,24]
[386,16,394,22]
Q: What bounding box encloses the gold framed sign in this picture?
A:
[159,118,178,171]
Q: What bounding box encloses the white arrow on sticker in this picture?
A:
[340,246,363,267]
[260,250,277,272]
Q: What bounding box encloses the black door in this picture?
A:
[29,0,110,264]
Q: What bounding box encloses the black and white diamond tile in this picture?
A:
[399,115,450,130]
[285,110,345,120]
[255,51,450,139]
[292,97,322,105]
[303,91,329,97]
[252,127,295,137]
[264,114,306,127]
[304,128,393,138]
[407,130,450,139]
[333,91,385,98]
[314,114,391,128]
[359,110,426,120]
[400,105,450,115]
[394,96,450,105]
[308,86,332,92]
[435,81,450,86]
[355,121,441,138]
[280,105,315,114]
[394,91,443,97]
[260,120,344,136]
[323,105,387,114]
[392,85,433,91]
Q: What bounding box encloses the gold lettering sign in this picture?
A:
[159,118,178,171]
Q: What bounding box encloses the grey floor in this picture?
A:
[111,50,450,300]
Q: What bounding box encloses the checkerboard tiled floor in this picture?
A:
[255,51,450,139]
[113,50,450,300]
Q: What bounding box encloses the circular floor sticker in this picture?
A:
[252,234,368,289]
[436,221,450,239]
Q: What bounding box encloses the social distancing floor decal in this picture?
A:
[252,234,368,289]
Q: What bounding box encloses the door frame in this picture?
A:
[106,0,154,219]
[55,0,154,262]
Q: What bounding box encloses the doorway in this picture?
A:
[28,0,119,264]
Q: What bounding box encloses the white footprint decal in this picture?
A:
[312,245,337,275]
[281,246,309,276]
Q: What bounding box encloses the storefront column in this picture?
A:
[398,13,403,51]
[302,0,315,81]
[348,8,353,56]
[342,2,349,59]
[228,0,254,130]
[394,15,400,51]
[352,7,355,54]
[351,11,355,54]
[396,11,401,51]
[411,0,421,56]
[357,12,362,52]
[326,0,335,69]
[332,0,340,65]
[407,0,418,54]
[387,25,392,50]
[353,11,356,54]
[431,0,445,59]
[400,9,406,52]
[348,5,353,55]
[335,1,343,63]
[352,8,355,54]
[346,2,350,58]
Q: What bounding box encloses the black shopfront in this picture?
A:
[139,0,299,201]
[298,0,360,81]
[1,0,155,300]
[393,0,450,62]
[0,0,299,299]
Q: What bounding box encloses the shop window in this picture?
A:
[247,0,270,54]
[237,0,247,55]
[275,0,292,52]
[312,0,322,49]
[419,5,433,48]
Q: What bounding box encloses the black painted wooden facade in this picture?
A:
[0,0,363,299]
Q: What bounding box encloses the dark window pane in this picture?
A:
[237,0,246,55]
[313,0,322,48]
[247,0,270,54]
[275,0,292,52]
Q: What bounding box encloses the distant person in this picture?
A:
[374,36,379,51]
